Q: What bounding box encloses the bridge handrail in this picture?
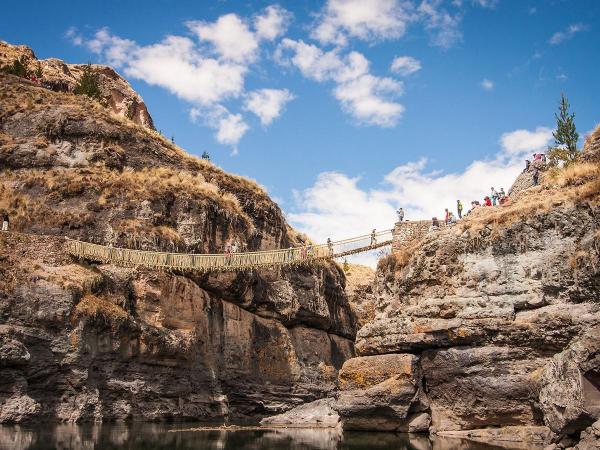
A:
[66,229,394,272]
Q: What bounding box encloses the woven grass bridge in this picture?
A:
[66,229,395,272]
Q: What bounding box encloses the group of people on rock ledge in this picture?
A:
[395,184,511,232]
[394,152,548,230]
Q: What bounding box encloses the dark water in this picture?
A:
[0,424,523,450]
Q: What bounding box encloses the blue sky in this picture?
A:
[2,0,599,258]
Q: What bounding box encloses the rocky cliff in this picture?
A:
[0,52,357,423]
[332,128,600,448]
[0,41,154,129]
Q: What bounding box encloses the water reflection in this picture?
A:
[0,424,527,450]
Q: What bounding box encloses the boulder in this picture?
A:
[539,327,600,436]
[422,346,547,431]
[573,419,600,450]
[260,398,340,427]
[335,354,429,431]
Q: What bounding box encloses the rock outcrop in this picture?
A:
[334,127,600,448]
[0,55,357,423]
[344,263,376,329]
[0,40,154,129]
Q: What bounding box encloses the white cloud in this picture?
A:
[480,78,494,90]
[472,0,498,8]
[500,127,553,157]
[254,5,292,40]
[83,27,137,67]
[188,14,259,63]
[556,73,568,81]
[190,105,249,147]
[311,0,415,46]
[276,39,343,81]
[418,0,463,48]
[244,88,295,125]
[549,23,587,45]
[276,39,404,126]
[310,0,484,49]
[288,126,553,266]
[125,35,247,106]
[390,56,422,76]
[71,5,293,152]
[216,112,249,146]
[65,27,83,46]
[333,73,404,126]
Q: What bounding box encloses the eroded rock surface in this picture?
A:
[0,40,154,129]
[336,354,429,431]
[334,127,600,448]
[0,63,357,423]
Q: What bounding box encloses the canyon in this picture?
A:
[1,41,599,449]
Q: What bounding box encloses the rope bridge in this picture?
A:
[66,229,393,272]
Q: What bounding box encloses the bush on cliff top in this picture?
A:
[73,64,102,101]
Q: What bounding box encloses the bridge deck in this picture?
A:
[66,230,394,272]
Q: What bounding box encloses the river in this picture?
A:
[0,423,529,450]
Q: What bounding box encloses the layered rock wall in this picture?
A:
[0,41,154,129]
[0,59,357,423]
[334,130,600,448]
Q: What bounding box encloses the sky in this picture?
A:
[2,0,599,264]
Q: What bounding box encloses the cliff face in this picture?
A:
[335,130,600,447]
[0,41,154,129]
[0,63,356,423]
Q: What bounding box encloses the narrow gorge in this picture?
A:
[1,41,599,450]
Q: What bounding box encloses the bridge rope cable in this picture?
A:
[66,229,394,272]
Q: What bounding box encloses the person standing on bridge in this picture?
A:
[327,238,333,256]
[1,211,8,232]
[456,200,463,219]
[370,229,377,246]
[397,207,404,222]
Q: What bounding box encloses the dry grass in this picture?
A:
[377,238,424,273]
[72,294,129,324]
[1,165,257,245]
[344,264,375,293]
[0,74,270,204]
[12,166,252,224]
[457,160,600,235]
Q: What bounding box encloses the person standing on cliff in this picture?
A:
[532,168,540,186]
[444,208,450,225]
[456,200,463,219]
[397,207,404,222]
[1,211,8,232]
[491,187,498,205]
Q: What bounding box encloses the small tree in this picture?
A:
[2,57,28,77]
[74,64,102,100]
[201,151,211,161]
[35,62,43,78]
[548,93,579,166]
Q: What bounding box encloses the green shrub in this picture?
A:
[1,58,28,77]
[74,64,102,100]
